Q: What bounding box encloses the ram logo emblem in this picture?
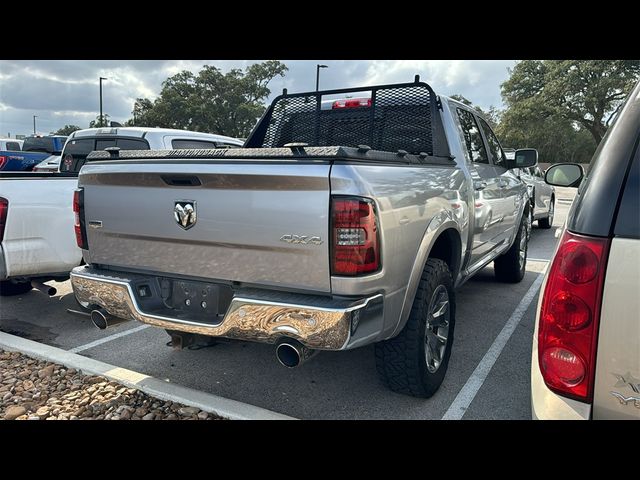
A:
[280,234,323,245]
[174,201,197,230]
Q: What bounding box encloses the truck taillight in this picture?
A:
[0,197,8,242]
[73,188,87,249]
[538,230,609,402]
[332,98,372,109]
[331,197,380,276]
[0,156,7,170]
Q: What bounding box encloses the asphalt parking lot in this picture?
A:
[0,188,575,419]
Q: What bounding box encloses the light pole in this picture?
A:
[99,77,107,127]
[316,64,328,91]
[33,115,37,134]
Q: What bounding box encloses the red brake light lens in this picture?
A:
[73,188,87,249]
[332,98,372,109]
[0,156,7,169]
[331,197,380,275]
[0,197,8,242]
[538,230,609,402]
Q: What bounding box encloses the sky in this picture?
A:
[0,60,516,137]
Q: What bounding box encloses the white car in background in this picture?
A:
[33,155,62,172]
[505,149,555,230]
[0,138,24,151]
[0,127,243,297]
[60,127,243,173]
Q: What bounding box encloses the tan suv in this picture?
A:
[531,80,640,420]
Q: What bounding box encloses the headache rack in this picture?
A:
[245,76,451,159]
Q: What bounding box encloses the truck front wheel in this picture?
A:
[375,258,456,398]
[0,280,33,296]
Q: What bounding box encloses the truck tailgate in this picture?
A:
[80,162,332,293]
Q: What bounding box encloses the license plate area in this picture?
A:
[131,277,233,324]
[170,280,233,319]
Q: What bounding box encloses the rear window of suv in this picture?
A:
[614,147,640,239]
[61,136,150,173]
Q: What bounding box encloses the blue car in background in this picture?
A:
[0,135,67,171]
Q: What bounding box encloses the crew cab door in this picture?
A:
[477,117,521,244]
[454,107,504,267]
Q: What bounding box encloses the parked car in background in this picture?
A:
[0,138,23,151]
[505,149,555,230]
[531,80,640,420]
[59,127,243,173]
[33,155,61,173]
[71,79,537,398]
[0,135,66,171]
[1,127,243,297]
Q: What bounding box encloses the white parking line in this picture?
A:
[69,325,150,353]
[441,270,547,420]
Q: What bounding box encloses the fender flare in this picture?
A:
[388,213,462,339]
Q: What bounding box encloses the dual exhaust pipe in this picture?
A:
[88,309,317,368]
[275,338,317,368]
[90,308,130,330]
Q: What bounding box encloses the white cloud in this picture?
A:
[0,60,515,136]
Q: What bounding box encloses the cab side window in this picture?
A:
[457,108,489,164]
[477,118,506,168]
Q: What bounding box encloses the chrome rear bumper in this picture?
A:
[70,266,382,350]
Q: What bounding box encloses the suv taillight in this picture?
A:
[331,197,380,276]
[0,156,7,170]
[0,197,8,242]
[73,188,87,249]
[538,230,609,402]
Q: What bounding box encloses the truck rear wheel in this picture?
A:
[0,280,33,296]
[494,215,527,283]
[375,258,455,398]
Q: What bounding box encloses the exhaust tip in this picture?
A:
[30,280,57,296]
[276,343,301,368]
[91,309,108,330]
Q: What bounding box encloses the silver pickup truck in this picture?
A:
[71,79,536,397]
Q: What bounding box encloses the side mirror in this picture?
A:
[544,163,585,188]
[506,148,538,169]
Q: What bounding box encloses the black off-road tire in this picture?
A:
[0,280,33,296]
[494,215,528,283]
[374,258,456,398]
[538,196,554,229]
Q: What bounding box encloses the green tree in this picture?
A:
[89,114,110,128]
[502,60,640,144]
[130,60,288,137]
[52,124,81,135]
[496,100,596,164]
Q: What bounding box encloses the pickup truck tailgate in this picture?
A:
[80,162,331,292]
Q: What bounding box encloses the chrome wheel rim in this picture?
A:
[548,201,554,226]
[518,223,527,270]
[424,285,450,373]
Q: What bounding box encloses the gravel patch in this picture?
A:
[0,350,223,420]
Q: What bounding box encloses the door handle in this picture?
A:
[498,179,508,189]
[474,181,488,191]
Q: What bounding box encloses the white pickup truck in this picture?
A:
[0,127,243,296]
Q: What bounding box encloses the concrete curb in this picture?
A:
[0,331,295,420]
